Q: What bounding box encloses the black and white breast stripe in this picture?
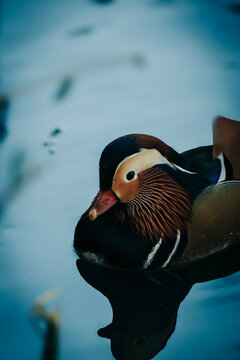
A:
[142,230,182,270]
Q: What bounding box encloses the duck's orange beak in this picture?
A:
[89,190,118,221]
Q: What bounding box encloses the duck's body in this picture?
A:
[74,116,240,270]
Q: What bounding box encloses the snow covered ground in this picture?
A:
[1,0,240,359]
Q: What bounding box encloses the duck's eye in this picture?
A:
[126,170,135,181]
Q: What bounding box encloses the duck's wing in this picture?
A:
[168,116,240,197]
[169,180,240,272]
[180,145,213,171]
[213,116,240,180]
[157,146,222,199]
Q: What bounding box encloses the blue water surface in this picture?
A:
[0,0,240,359]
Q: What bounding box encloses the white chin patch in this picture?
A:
[81,251,107,265]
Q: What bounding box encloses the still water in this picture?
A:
[1,0,240,359]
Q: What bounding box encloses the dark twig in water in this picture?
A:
[2,53,146,100]
[31,289,61,360]
[68,25,93,38]
[50,128,62,137]
[0,151,41,218]
[55,77,74,101]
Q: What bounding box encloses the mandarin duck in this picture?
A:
[76,225,240,360]
[74,116,240,270]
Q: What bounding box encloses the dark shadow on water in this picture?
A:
[76,237,240,360]
[77,260,191,360]
[50,128,62,137]
[204,291,240,306]
[227,2,240,15]
[68,25,93,38]
[0,0,3,34]
[224,61,240,70]
[0,95,10,143]
[93,0,114,4]
[232,343,240,353]
[55,77,74,101]
[151,0,175,6]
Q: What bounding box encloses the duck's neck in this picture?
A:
[116,168,192,243]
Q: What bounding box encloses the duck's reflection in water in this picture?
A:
[77,260,190,359]
[76,239,240,360]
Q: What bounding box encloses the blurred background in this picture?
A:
[0,0,240,359]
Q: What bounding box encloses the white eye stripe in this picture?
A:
[113,148,172,183]
[137,149,196,174]
[112,148,196,188]
[172,163,196,174]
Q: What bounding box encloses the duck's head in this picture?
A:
[88,134,192,244]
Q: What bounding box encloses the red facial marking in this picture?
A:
[89,190,118,220]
